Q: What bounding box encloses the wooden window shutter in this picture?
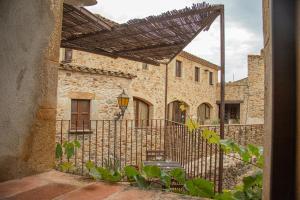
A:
[71,99,90,130]
[195,67,200,82]
[209,72,213,85]
[176,60,182,77]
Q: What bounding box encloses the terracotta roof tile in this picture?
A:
[179,51,220,70]
[59,63,137,79]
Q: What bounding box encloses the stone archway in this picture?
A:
[197,103,213,124]
[167,100,189,124]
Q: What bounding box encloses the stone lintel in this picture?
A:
[68,92,95,100]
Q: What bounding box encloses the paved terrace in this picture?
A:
[0,171,206,200]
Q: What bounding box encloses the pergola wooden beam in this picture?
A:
[61,2,221,65]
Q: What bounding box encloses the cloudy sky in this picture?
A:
[87,0,263,81]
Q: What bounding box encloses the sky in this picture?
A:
[87,0,263,81]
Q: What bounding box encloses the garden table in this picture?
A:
[143,160,183,171]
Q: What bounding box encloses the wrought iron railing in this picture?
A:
[56,119,264,192]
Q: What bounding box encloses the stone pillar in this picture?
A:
[0,0,63,181]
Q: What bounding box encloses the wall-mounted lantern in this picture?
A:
[115,90,129,120]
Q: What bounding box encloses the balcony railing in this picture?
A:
[56,119,264,192]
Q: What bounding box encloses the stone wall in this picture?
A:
[61,50,166,120]
[168,54,219,120]
[57,50,220,122]
[216,52,265,124]
[57,70,133,120]
[247,54,265,124]
[216,78,249,124]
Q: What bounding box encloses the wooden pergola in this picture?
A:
[61,2,225,192]
[62,3,222,66]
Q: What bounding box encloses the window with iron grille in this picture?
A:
[175,60,182,77]
[71,99,90,130]
[195,67,200,82]
[209,71,214,85]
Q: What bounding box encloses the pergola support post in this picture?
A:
[218,6,225,193]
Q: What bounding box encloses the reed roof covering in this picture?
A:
[62,3,222,66]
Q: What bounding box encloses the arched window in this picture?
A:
[133,97,150,126]
[197,103,212,124]
[168,101,188,124]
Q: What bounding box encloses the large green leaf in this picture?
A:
[184,178,215,198]
[203,129,220,144]
[55,143,63,159]
[256,155,264,168]
[186,119,200,133]
[232,191,247,200]
[169,168,186,184]
[240,149,251,163]
[214,191,235,200]
[89,167,102,180]
[124,166,139,180]
[243,170,263,190]
[142,165,161,179]
[97,167,122,182]
[247,144,259,157]
[160,171,171,189]
[65,143,75,159]
[134,174,149,189]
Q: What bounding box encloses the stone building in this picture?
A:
[216,51,265,124]
[57,49,220,126]
[57,47,265,126]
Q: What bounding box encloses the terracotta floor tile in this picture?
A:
[55,183,125,200]
[5,183,77,200]
[105,187,159,200]
[0,176,48,198]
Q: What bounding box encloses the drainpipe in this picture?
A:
[164,63,169,158]
[165,64,168,120]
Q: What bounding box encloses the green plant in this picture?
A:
[55,140,81,172]
[184,178,215,198]
[86,157,122,183]
[186,118,264,200]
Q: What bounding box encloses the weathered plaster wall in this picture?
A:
[0,0,63,181]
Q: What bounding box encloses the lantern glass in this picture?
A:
[117,90,129,112]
